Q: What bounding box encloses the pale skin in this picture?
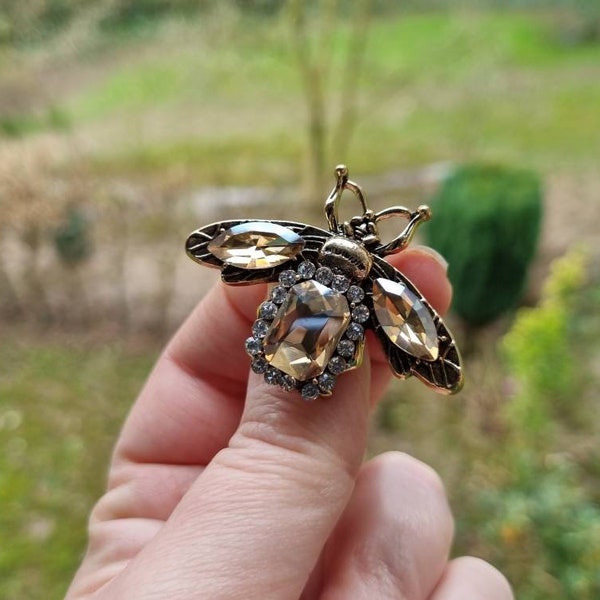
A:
[67,247,514,600]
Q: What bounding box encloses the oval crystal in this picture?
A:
[372,278,439,361]
[208,222,305,269]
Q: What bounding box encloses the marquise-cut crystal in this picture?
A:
[263,280,351,381]
[373,278,439,361]
[208,222,304,269]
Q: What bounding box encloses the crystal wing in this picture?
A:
[185,220,333,286]
[366,254,463,394]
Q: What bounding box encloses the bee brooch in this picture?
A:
[186,165,463,400]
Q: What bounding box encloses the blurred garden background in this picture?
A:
[1,1,599,598]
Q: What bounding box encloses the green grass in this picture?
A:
[91,132,306,185]
[59,10,600,182]
[3,11,599,180]
[70,61,187,121]
[0,336,155,600]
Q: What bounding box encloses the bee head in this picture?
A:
[318,236,373,281]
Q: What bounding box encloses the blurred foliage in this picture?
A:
[476,456,600,599]
[0,337,155,599]
[467,248,600,599]
[0,106,70,139]
[53,207,92,267]
[426,164,543,327]
[2,8,600,184]
[3,0,600,47]
[503,248,587,435]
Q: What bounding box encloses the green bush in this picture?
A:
[502,247,587,437]
[476,455,600,600]
[53,207,92,267]
[0,106,71,139]
[426,163,543,327]
[473,248,600,599]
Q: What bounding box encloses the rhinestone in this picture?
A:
[331,274,350,293]
[245,337,262,356]
[318,372,336,393]
[263,280,351,381]
[328,356,347,375]
[352,304,370,323]
[259,301,278,320]
[337,339,355,358]
[279,269,298,287]
[297,260,316,279]
[301,383,319,400]
[347,285,365,304]
[208,222,305,269]
[346,322,364,341]
[315,266,333,285]
[252,319,270,338]
[271,286,288,304]
[264,367,281,386]
[372,278,439,361]
[251,356,269,374]
[280,374,296,391]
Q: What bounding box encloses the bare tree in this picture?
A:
[288,0,374,201]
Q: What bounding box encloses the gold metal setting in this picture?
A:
[186,165,463,398]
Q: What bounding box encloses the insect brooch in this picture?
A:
[186,165,463,400]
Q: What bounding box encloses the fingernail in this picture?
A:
[411,245,449,272]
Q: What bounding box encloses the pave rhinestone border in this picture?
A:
[244,259,368,400]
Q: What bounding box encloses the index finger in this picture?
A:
[113,248,452,467]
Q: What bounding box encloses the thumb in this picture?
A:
[106,348,372,600]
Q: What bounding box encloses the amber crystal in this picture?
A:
[263,280,351,381]
[373,278,439,361]
[208,222,304,269]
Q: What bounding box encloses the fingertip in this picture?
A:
[363,451,448,498]
[321,451,455,600]
[430,556,514,600]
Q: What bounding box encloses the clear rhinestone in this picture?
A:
[352,304,370,323]
[259,301,278,320]
[347,285,365,304]
[280,374,296,391]
[252,319,270,338]
[346,322,364,341]
[372,278,439,361]
[279,269,298,287]
[251,356,269,374]
[264,367,281,386]
[271,286,288,304]
[337,339,355,358]
[208,222,305,269]
[328,356,347,375]
[332,274,350,293]
[297,261,316,279]
[245,337,262,356]
[263,280,351,381]
[315,266,333,285]
[301,383,319,400]
[318,372,336,393]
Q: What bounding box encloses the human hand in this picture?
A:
[67,247,513,600]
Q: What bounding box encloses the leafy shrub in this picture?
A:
[503,247,587,436]
[53,207,92,267]
[477,455,600,600]
[469,248,600,599]
[0,107,71,139]
[426,163,543,327]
